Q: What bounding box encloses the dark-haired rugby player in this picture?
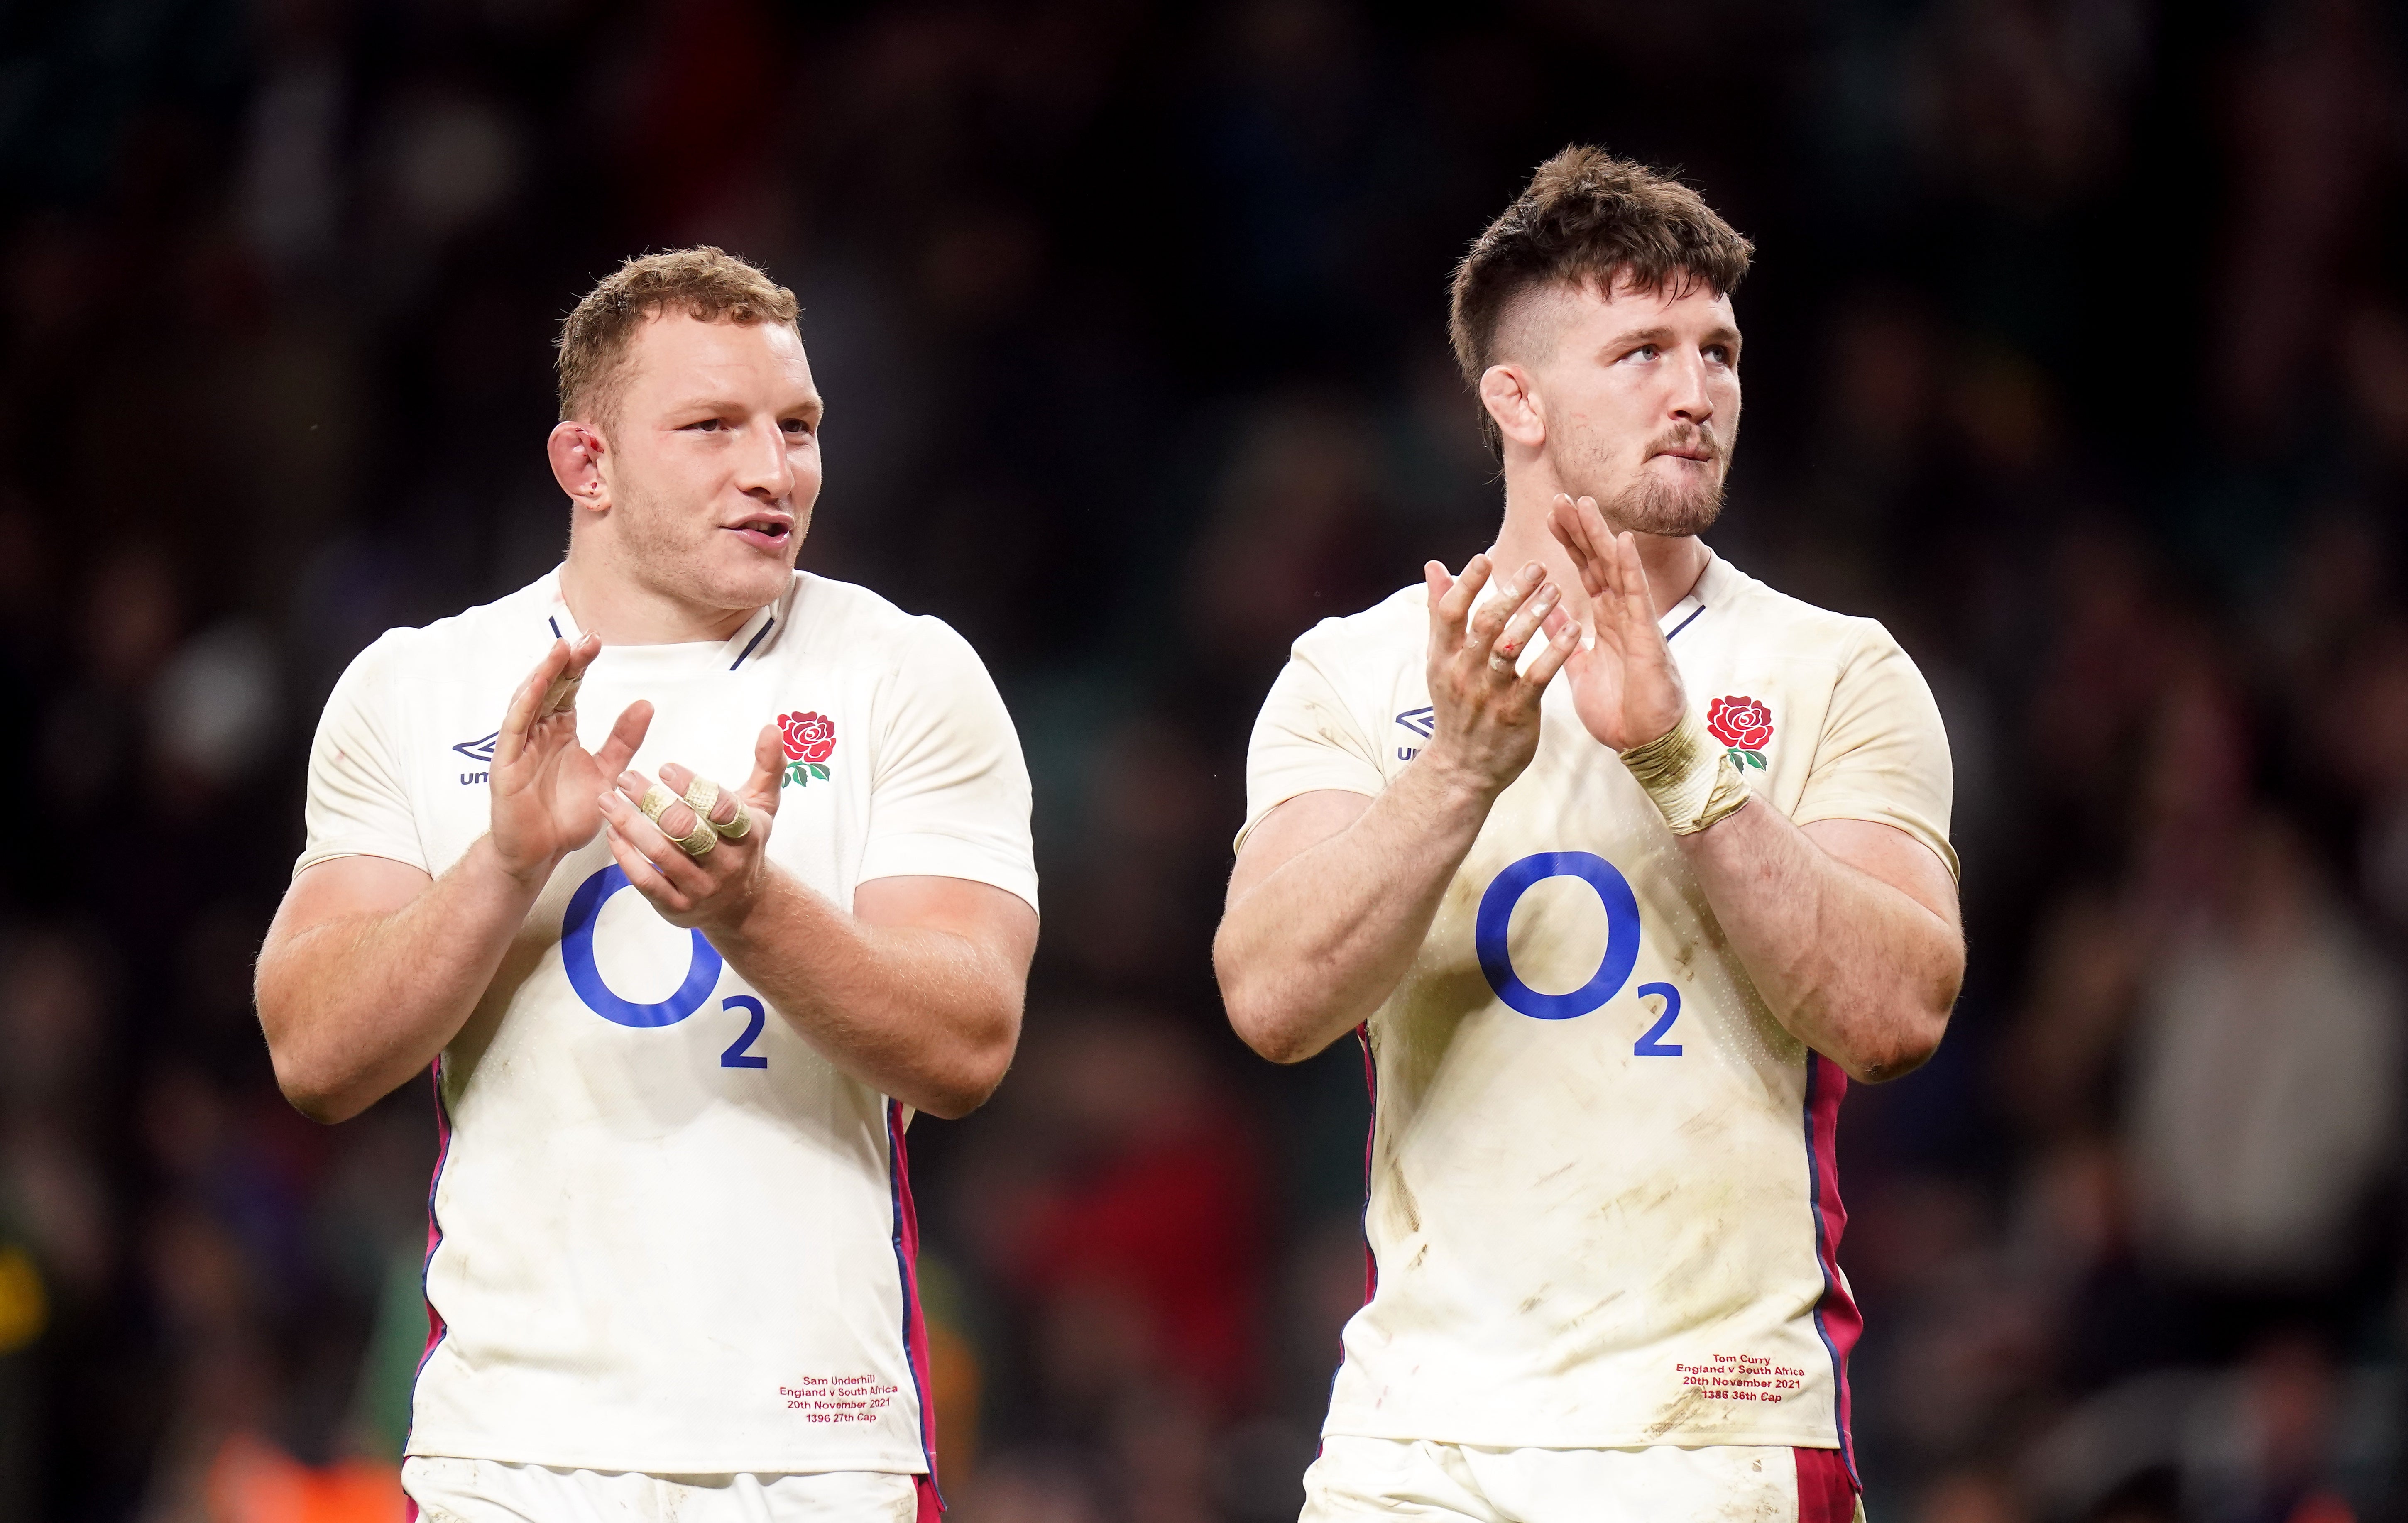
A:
[1216,149,1963,1521]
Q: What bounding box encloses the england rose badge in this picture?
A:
[1706,695,1772,770]
[778,711,837,786]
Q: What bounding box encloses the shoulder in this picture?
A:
[327,578,556,700]
[775,573,1003,730]
[1287,582,1426,678]
[783,571,971,659]
[356,578,556,670]
[1703,556,1913,672]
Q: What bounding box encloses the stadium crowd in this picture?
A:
[0,0,2403,1518]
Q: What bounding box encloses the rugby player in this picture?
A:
[255,249,1038,1521]
[1214,149,1963,1520]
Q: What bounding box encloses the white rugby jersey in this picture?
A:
[1242,552,1953,1471]
[297,567,1036,1479]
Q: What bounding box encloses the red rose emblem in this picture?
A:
[1706,695,1774,752]
[779,711,837,765]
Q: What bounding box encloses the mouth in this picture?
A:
[1653,445,1717,464]
[725,514,794,552]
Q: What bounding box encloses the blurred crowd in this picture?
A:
[0,0,2404,1519]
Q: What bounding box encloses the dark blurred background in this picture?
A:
[1,0,2406,1519]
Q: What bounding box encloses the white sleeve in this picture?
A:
[855,617,1038,913]
[1238,626,1385,850]
[1791,622,1958,880]
[295,633,428,877]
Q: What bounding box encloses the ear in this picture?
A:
[1479,364,1545,451]
[547,422,611,513]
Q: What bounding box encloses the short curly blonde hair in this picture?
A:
[556,247,800,425]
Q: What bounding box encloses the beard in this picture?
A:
[1566,423,1734,538]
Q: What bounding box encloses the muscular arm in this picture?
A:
[709,872,1037,1118]
[596,727,1037,1120]
[258,848,537,1123]
[1217,777,1468,1063]
[1549,494,1964,1083]
[258,635,642,1124]
[1215,555,1574,1064]
[1681,808,1962,1082]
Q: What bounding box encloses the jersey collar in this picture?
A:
[1463,544,1721,640]
[537,567,792,672]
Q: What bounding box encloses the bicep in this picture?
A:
[1801,817,1960,934]
[853,875,1039,974]
[1226,789,1375,907]
[266,854,435,949]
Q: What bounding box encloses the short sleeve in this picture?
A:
[1791,624,1959,880]
[1238,629,1386,850]
[296,633,428,877]
[856,618,1038,913]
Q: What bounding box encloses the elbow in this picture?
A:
[257,994,367,1126]
[1226,1001,1320,1064]
[1212,919,1335,1064]
[909,1008,1021,1121]
[267,1045,369,1125]
[1840,999,1955,1086]
[1217,969,1323,1065]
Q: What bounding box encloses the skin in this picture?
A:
[1214,275,1964,1083]
[257,312,1037,1124]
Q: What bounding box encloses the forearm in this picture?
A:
[1216,762,1497,1063]
[1676,802,1962,1082]
[712,869,1023,1119]
[257,838,545,1122]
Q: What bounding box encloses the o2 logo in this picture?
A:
[1473,851,1684,1056]
[561,866,771,1068]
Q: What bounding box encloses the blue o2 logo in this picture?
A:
[561,865,723,1028]
[1475,851,1642,1020]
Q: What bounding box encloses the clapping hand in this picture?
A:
[1418,554,1581,796]
[1546,494,1689,753]
[489,636,652,885]
[597,724,789,935]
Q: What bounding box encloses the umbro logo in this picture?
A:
[1393,706,1434,762]
[453,732,497,785]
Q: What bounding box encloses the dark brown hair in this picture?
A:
[556,247,800,425]
[1448,146,1753,412]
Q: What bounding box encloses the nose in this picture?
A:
[736,419,794,500]
[1667,348,1714,427]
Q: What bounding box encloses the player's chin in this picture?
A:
[1625,473,1725,538]
[704,539,802,601]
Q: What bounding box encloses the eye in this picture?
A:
[1704,344,1734,365]
[688,417,725,433]
[782,418,816,437]
[1620,344,1659,364]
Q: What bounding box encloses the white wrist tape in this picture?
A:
[1619,708,1752,835]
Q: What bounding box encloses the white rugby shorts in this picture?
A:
[401,1457,920,1523]
[1300,1437,1866,1523]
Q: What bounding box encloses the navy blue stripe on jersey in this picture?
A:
[1665,604,1706,642]
[548,616,562,638]
[730,616,775,670]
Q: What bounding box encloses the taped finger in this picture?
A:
[636,781,716,858]
[683,774,752,841]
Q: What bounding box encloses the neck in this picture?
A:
[558,539,759,645]
[1490,463,1710,624]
